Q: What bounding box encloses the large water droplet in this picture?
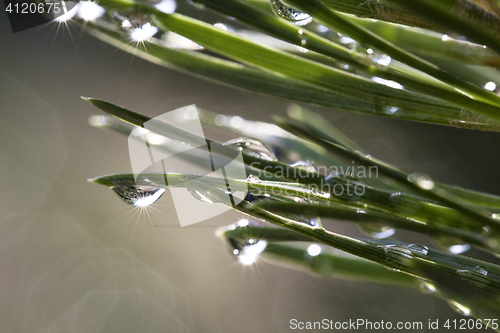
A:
[307,244,321,256]
[389,192,423,215]
[307,217,321,227]
[155,0,177,14]
[162,31,203,50]
[432,236,470,254]
[337,33,357,49]
[484,81,497,92]
[231,239,268,265]
[325,171,355,181]
[270,0,312,26]
[384,244,414,270]
[357,223,396,239]
[472,265,488,276]
[447,300,471,316]
[77,0,105,21]
[407,172,435,190]
[406,244,429,256]
[288,197,322,227]
[224,137,278,161]
[290,161,317,173]
[457,266,489,278]
[112,185,166,207]
[185,183,215,204]
[246,174,261,183]
[384,106,399,114]
[131,23,159,42]
[352,44,392,69]
[419,281,437,294]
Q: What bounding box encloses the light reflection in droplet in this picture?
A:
[230,116,244,129]
[484,81,497,91]
[215,115,227,126]
[214,23,228,31]
[164,32,202,49]
[449,244,471,254]
[155,0,177,14]
[238,240,267,265]
[88,115,107,127]
[55,3,79,22]
[122,19,132,28]
[77,1,104,21]
[238,219,249,227]
[307,244,321,256]
[316,25,328,33]
[131,23,159,42]
[371,77,403,90]
[448,300,471,316]
[112,185,166,207]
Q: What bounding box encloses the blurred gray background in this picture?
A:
[1,10,500,333]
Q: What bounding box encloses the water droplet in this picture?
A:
[472,266,488,276]
[295,45,308,53]
[384,244,414,270]
[384,106,399,114]
[307,244,321,256]
[112,185,166,207]
[357,224,396,239]
[371,77,403,89]
[484,81,497,92]
[185,183,215,204]
[432,236,470,254]
[214,22,228,31]
[336,33,356,49]
[77,0,104,21]
[389,192,423,215]
[237,219,250,227]
[232,239,267,265]
[419,281,437,293]
[270,0,312,26]
[163,32,203,50]
[316,25,328,34]
[447,300,471,316]
[308,217,321,227]
[406,244,429,256]
[131,23,159,42]
[407,172,434,190]
[121,19,132,29]
[339,35,356,46]
[352,44,392,69]
[223,137,278,161]
[155,0,176,14]
[279,197,321,227]
[246,175,261,183]
[291,161,317,173]
[214,115,227,126]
